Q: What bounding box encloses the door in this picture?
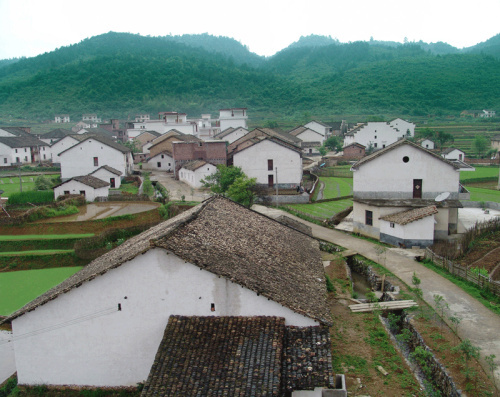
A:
[110,178,115,188]
[413,179,422,198]
[268,174,274,187]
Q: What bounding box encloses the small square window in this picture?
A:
[390,222,395,228]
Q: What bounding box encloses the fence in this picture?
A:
[425,248,500,297]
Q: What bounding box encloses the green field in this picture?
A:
[468,187,500,203]
[0,234,94,241]
[0,174,59,196]
[0,250,74,256]
[321,177,353,199]
[460,165,499,181]
[0,267,82,315]
[289,199,353,219]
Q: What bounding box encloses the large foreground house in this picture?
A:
[2,197,338,396]
[351,139,473,247]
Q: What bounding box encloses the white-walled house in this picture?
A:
[178,160,216,188]
[232,136,302,188]
[289,126,325,144]
[59,136,132,180]
[53,175,110,202]
[344,120,415,149]
[89,165,122,188]
[420,139,435,150]
[389,118,415,136]
[144,151,174,172]
[304,121,331,138]
[54,115,70,123]
[351,139,474,246]
[49,135,84,164]
[219,108,248,131]
[441,147,465,162]
[213,127,249,144]
[40,129,73,145]
[0,137,49,166]
[2,197,334,395]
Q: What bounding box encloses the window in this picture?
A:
[43,154,46,159]
[390,222,395,228]
[64,191,70,195]
[80,190,86,197]
[93,157,98,166]
[374,143,378,148]
[24,156,28,161]
[157,162,161,168]
[403,156,409,163]
[15,149,17,153]
[211,303,215,312]
[168,163,171,166]
[365,210,373,226]
[374,135,377,139]
[3,158,7,164]
[268,159,273,171]
[161,155,164,159]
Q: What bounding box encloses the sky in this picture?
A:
[0,0,499,60]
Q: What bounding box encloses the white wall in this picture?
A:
[233,140,302,186]
[130,120,196,135]
[60,139,129,180]
[219,110,248,131]
[51,137,80,164]
[179,163,216,188]
[353,144,460,200]
[304,121,328,137]
[54,180,109,202]
[296,129,324,143]
[145,153,174,172]
[0,330,16,384]
[0,143,14,166]
[421,139,435,150]
[380,216,434,241]
[442,149,465,161]
[389,118,415,136]
[343,122,409,149]
[218,127,249,144]
[12,249,317,387]
[91,169,121,188]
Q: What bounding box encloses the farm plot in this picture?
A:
[289,199,353,219]
[321,177,353,199]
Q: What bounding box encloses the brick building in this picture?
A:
[172,141,227,178]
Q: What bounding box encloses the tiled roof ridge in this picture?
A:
[379,205,438,225]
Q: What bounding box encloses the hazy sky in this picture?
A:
[0,0,499,60]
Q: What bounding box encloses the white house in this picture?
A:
[178,160,216,188]
[49,135,84,164]
[389,118,416,136]
[53,175,110,202]
[213,127,249,144]
[351,139,474,245]
[304,121,331,138]
[58,136,133,180]
[232,136,303,188]
[127,112,198,136]
[135,114,150,122]
[89,165,122,189]
[40,129,73,145]
[483,109,496,118]
[441,147,465,162]
[2,197,333,394]
[420,139,435,150]
[82,114,101,123]
[289,126,325,144]
[0,137,50,167]
[219,108,248,131]
[344,120,415,149]
[144,151,174,172]
[54,115,70,123]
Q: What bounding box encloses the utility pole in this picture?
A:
[275,167,278,207]
[18,163,22,193]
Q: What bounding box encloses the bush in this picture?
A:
[7,190,54,205]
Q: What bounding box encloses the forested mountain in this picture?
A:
[0,32,499,121]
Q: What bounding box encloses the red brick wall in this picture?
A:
[343,145,365,159]
[172,141,227,177]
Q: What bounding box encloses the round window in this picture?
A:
[403,156,409,163]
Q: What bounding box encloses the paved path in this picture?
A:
[253,205,500,385]
[148,171,209,202]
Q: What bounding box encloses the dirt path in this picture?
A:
[253,204,500,387]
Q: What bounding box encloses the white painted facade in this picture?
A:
[420,139,435,150]
[233,139,302,188]
[442,148,465,161]
[295,128,325,143]
[216,127,249,144]
[90,168,122,189]
[128,120,196,136]
[389,118,415,136]
[0,330,16,384]
[53,179,109,202]
[59,139,132,180]
[0,144,30,166]
[144,152,174,172]
[12,249,317,387]
[343,122,412,149]
[54,115,70,123]
[50,136,80,163]
[179,163,216,188]
[304,121,329,137]
[379,215,435,246]
[219,109,248,131]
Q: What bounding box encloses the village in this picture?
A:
[1,108,500,396]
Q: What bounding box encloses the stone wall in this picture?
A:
[348,257,396,292]
[461,201,500,210]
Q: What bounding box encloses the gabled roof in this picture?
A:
[58,135,130,156]
[305,120,330,128]
[141,316,334,397]
[3,196,330,326]
[80,128,115,139]
[89,165,122,176]
[42,129,73,139]
[351,139,462,171]
[441,147,464,155]
[227,128,301,157]
[136,130,161,139]
[344,142,366,149]
[231,136,303,157]
[379,205,438,225]
[214,127,235,138]
[55,175,110,189]
[288,126,324,139]
[180,160,213,171]
[147,150,173,161]
[0,136,48,148]
[0,127,32,137]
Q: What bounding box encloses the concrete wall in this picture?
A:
[233,139,302,187]
[353,144,460,200]
[60,139,129,180]
[51,137,80,163]
[179,163,216,188]
[0,330,16,384]
[145,153,174,172]
[12,249,317,387]
[91,169,122,189]
[54,180,109,202]
[462,201,500,210]
[380,215,435,247]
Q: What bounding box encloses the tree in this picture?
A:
[123,139,141,153]
[435,131,454,149]
[472,135,489,158]
[416,127,435,140]
[34,175,53,190]
[323,136,342,152]
[142,174,154,197]
[202,165,246,194]
[317,145,327,156]
[227,175,257,208]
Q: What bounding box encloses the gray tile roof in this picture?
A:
[58,135,130,156]
[353,198,463,208]
[42,129,73,139]
[90,165,122,176]
[180,160,212,171]
[0,127,32,137]
[0,136,48,148]
[55,175,110,189]
[379,205,438,225]
[214,127,236,139]
[2,196,331,326]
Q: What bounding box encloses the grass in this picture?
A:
[0,267,82,315]
[114,182,139,195]
[460,165,499,181]
[0,234,94,241]
[420,259,500,316]
[0,174,59,196]
[0,249,74,256]
[467,186,500,203]
[320,177,353,199]
[288,199,353,218]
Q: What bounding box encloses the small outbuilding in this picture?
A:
[89,165,122,188]
[53,175,110,202]
[178,160,216,188]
